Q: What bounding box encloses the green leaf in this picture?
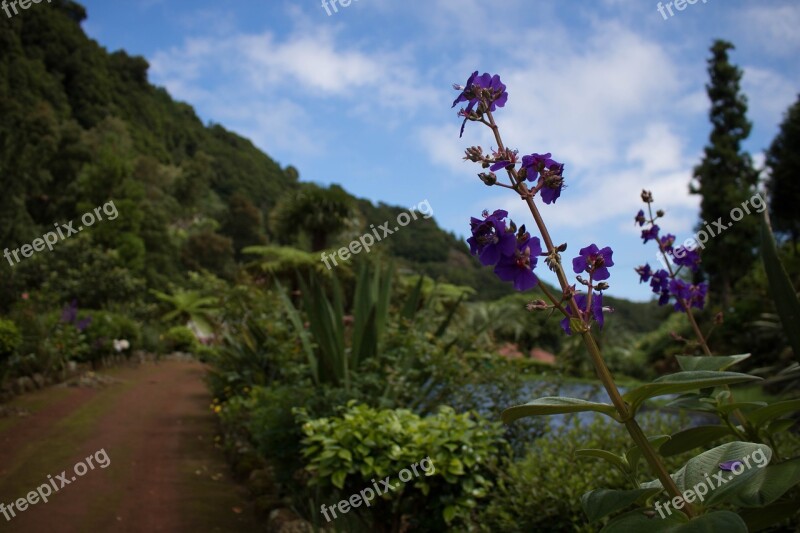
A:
[601,507,687,532]
[501,397,621,424]
[746,399,800,427]
[443,505,458,524]
[623,371,761,412]
[740,500,800,531]
[575,449,629,473]
[659,426,732,457]
[765,418,796,436]
[676,354,751,372]
[332,470,347,489]
[715,401,767,415]
[726,457,800,508]
[581,487,661,522]
[641,442,772,506]
[603,510,746,532]
[761,209,800,362]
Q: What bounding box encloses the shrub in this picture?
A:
[479,414,689,532]
[0,319,22,362]
[163,325,198,352]
[82,310,141,358]
[297,402,508,531]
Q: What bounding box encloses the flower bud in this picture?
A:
[478,172,497,186]
[641,190,654,203]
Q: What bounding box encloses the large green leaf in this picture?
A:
[726,457,800,508]
[761,210,800,361]
[642,442,772,506]
[675,354,750,372]
[740,500,800,531]
[659,426,732,457]
[581,487,661,522]
[501,397,621,424]
[623,371,761,411]
[602,510,746,533]
[575,449,629,473]
[746,399,800,427]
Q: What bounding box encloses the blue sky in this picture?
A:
[78,0,800,301]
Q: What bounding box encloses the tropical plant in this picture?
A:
[150,288,219,335]
[451,70,800,531]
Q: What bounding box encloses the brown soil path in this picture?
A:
[0,360,264,532]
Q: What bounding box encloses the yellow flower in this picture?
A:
[214,405,222,414]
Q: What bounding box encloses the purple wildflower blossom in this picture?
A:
[673,246,701,272]
[635,209,646,227]
[641,225,660,244]
[635,264,652,283]
[467,210,516,266]
[452,72,508,137]
[572,244,614,281]
[494,235,542,292]
[719,460,744,472]
[521,153,565,204]
[61,300,78,324]
[660,234,676,252]
[76,316,92,332]
[560,293,605,335]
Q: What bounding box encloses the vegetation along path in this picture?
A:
[0,359,262,532]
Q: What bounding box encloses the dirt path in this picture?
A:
[0,360,264,532]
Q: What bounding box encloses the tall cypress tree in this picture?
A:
[690,40,759,307]
[766,94,800,250]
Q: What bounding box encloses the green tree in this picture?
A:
[269,183,357,252]
[690,40,759,307]
[766,93,800,249]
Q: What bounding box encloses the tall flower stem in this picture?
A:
[485,110,695,517]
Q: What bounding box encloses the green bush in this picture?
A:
[0,319,22,362]
[479,414,689,532]
[82,310,141,357]
[163,325,198,352]
[297,402,508,530]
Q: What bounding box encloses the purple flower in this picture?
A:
[467,210,516,266]
[660,234,676,252]
[489,149,519,172]
[635,210,646,227]
[494,235,542,291]
[635,264,652,283]
[76,316,92,332]
[649,269,670,305]
[719,460,744,472]
[673,245,701,272]
[452,72,508,137]
[60,300,78,324]
[572,244,614,281]
[521,153,565,204]
[560,293,606,335]
[641,225,660,244]
[668,279,708,312]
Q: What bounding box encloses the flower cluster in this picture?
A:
[457,72,611,335]
[61,299,92,331]
[635,192,707,312]
[467,210,541,292]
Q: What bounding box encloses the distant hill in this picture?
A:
[0,1,653,314]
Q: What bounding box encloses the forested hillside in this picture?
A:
[0,0,512,307]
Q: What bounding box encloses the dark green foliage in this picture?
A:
[766,93,800,247]
[690,40,760,306]
[0,318,22,361]
[163,325,198,353]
